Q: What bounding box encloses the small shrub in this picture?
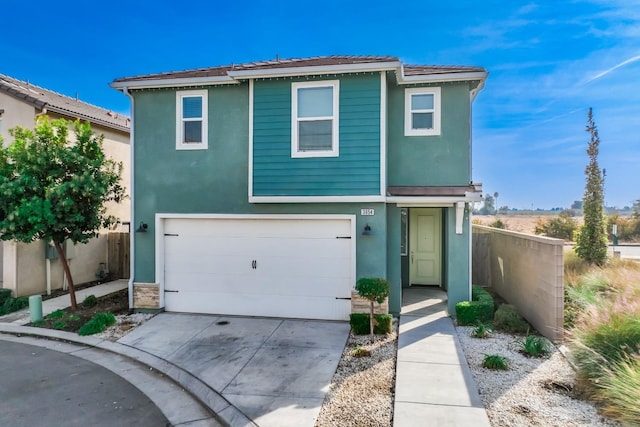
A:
[349,313,392,335]
[349,345,371,358]
[494,304,530,333]
[47,309,66,319]
[78,312,116,336]
[520,335,552,357]
[598,356,640,424]
[488,218,507,229]
[483,354,508,370]
[471,322,491,338]
[52,320,67,330]
[355,277,391,343]
[68,314,81,322]
[534,213,578,241]
[456,285,494,325]
[82,295,98,308]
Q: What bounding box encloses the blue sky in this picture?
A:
[3,0,639,209]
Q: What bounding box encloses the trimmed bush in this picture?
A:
[494,304,530,333]
[0,296,29,316]
[0,289,12,306]
[456,285,494,326]
[349,313,392,335]
[78,312,116,336]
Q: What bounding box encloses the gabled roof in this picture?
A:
[0,73,130,133]
[111,55,487,90]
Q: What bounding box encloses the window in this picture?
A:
[404,87,441,136]
[176,90,208,150]
[291,80,339,157]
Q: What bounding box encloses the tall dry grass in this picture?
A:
[566,253,640,421]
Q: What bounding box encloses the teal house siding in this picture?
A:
[130,84,389,293]
[131,84,251,282]
[387,80,472,186]
[253,74,381,196]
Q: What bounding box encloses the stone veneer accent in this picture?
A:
[133,283,160,309]
[351,290,389,314]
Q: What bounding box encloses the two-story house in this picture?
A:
[111,56,486,319]
[0,73,130,298]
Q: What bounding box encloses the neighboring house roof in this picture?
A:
[111,55,487,90]
[0,73,130,133]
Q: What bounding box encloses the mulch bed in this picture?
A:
[30,289,129,333]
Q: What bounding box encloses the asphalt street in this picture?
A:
[0,340,168,427]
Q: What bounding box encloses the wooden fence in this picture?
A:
[107,232,130,279]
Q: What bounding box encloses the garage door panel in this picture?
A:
[165,292,350,320]
[163,217,353,320]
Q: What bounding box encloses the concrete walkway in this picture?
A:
[393,287,491,426]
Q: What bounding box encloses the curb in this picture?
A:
[0,323,256,427]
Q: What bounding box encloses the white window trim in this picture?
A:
[404,87,441,136]
[291,80,339,158]
[176,89,208,150]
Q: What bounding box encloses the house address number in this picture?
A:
[360,208,375,216]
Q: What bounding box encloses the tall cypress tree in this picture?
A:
[574,108,608,265]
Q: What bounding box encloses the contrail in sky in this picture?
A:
[585,54,640,83]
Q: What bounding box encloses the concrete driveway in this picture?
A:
[118,313,350,427]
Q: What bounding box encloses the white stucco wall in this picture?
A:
[0,92,36,144]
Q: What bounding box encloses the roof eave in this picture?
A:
[387,192,483,206]
[397,71,488,85]
[110,75,237,90]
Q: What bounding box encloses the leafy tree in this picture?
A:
[493,192,499,214]
[478,194,496,215]
[574,108,607,265]
[355,278,390,344]
[571,200,583,210]
[0,118,124,309]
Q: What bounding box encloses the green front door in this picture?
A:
[409,208,442,286]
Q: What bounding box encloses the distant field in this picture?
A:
[473,214,584,235]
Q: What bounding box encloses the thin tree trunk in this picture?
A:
[54,241,77,310]
[370,300,374,344]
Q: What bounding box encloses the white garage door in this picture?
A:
[162,216,354,320]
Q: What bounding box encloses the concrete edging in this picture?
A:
[0,323,256,427]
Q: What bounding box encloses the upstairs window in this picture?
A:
[176,90,208,150]
[291,80,339,157]
[404,87,441,136]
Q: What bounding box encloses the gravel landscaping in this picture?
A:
[76,291,620,427]
[456,327,618,427]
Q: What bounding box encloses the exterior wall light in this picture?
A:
[362,224,373,236]
[135,222,148,233]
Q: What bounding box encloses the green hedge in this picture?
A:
[0,289,12,306]
[0,296,29,316]
[349,313,392,335]
[455,285,494,325]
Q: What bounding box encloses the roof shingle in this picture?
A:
[0,73,130,132]
[112,55,485,84]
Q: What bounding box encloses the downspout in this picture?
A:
[123,87,135,311]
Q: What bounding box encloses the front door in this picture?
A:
[409,208,442,286]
